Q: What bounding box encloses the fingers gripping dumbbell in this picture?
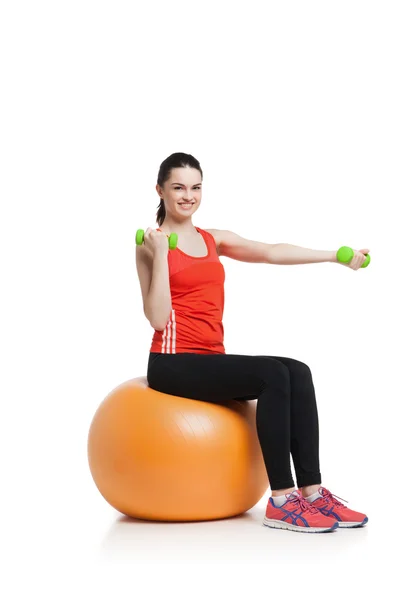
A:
[336,246,370,268]
[135,229,178,250]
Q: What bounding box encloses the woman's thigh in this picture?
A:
[147,352,290,402]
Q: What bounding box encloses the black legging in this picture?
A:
[147,352,322,491]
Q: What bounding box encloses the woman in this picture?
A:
[136,152,369,533]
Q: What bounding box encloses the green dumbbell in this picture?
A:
[135,229,178,250]
[336,246,370,268]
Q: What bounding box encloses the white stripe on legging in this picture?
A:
[161,309,176,354]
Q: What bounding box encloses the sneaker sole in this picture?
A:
[263,516,338,533]
[337,517,368,528]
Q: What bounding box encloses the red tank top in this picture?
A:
[149,226,226,354]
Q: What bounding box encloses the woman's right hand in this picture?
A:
[142,228,170,258]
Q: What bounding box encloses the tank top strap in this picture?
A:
[197,227,219,256]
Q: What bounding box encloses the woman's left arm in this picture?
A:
[267,243,337,265]
[205,229,369,270]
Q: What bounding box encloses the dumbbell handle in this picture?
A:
[135,229,178,250]
[336,246,370,268]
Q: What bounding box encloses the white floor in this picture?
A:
[95,495,388,597]
[5,471,394,600]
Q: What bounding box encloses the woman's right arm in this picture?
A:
[136,245,172,331]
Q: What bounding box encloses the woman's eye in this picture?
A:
[174,186,200,190]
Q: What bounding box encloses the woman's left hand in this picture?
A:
[341,248,370,270]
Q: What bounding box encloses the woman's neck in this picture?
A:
[159,220,198,236]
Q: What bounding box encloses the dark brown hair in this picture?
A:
[156,152,203,226]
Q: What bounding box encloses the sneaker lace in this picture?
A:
[320,487,348,508]
[288,493,320,514]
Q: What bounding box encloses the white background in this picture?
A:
[1,0,399,598]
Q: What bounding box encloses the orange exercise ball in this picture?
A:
[88,376,269,521]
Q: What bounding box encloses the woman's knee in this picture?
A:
[279,358,314,387]
[289,359,312,378]
[257,357,291,389]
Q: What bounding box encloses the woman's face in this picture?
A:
[156,167,202,218]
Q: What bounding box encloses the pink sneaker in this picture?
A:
[263,490,338,533]
[301,486,368,528]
